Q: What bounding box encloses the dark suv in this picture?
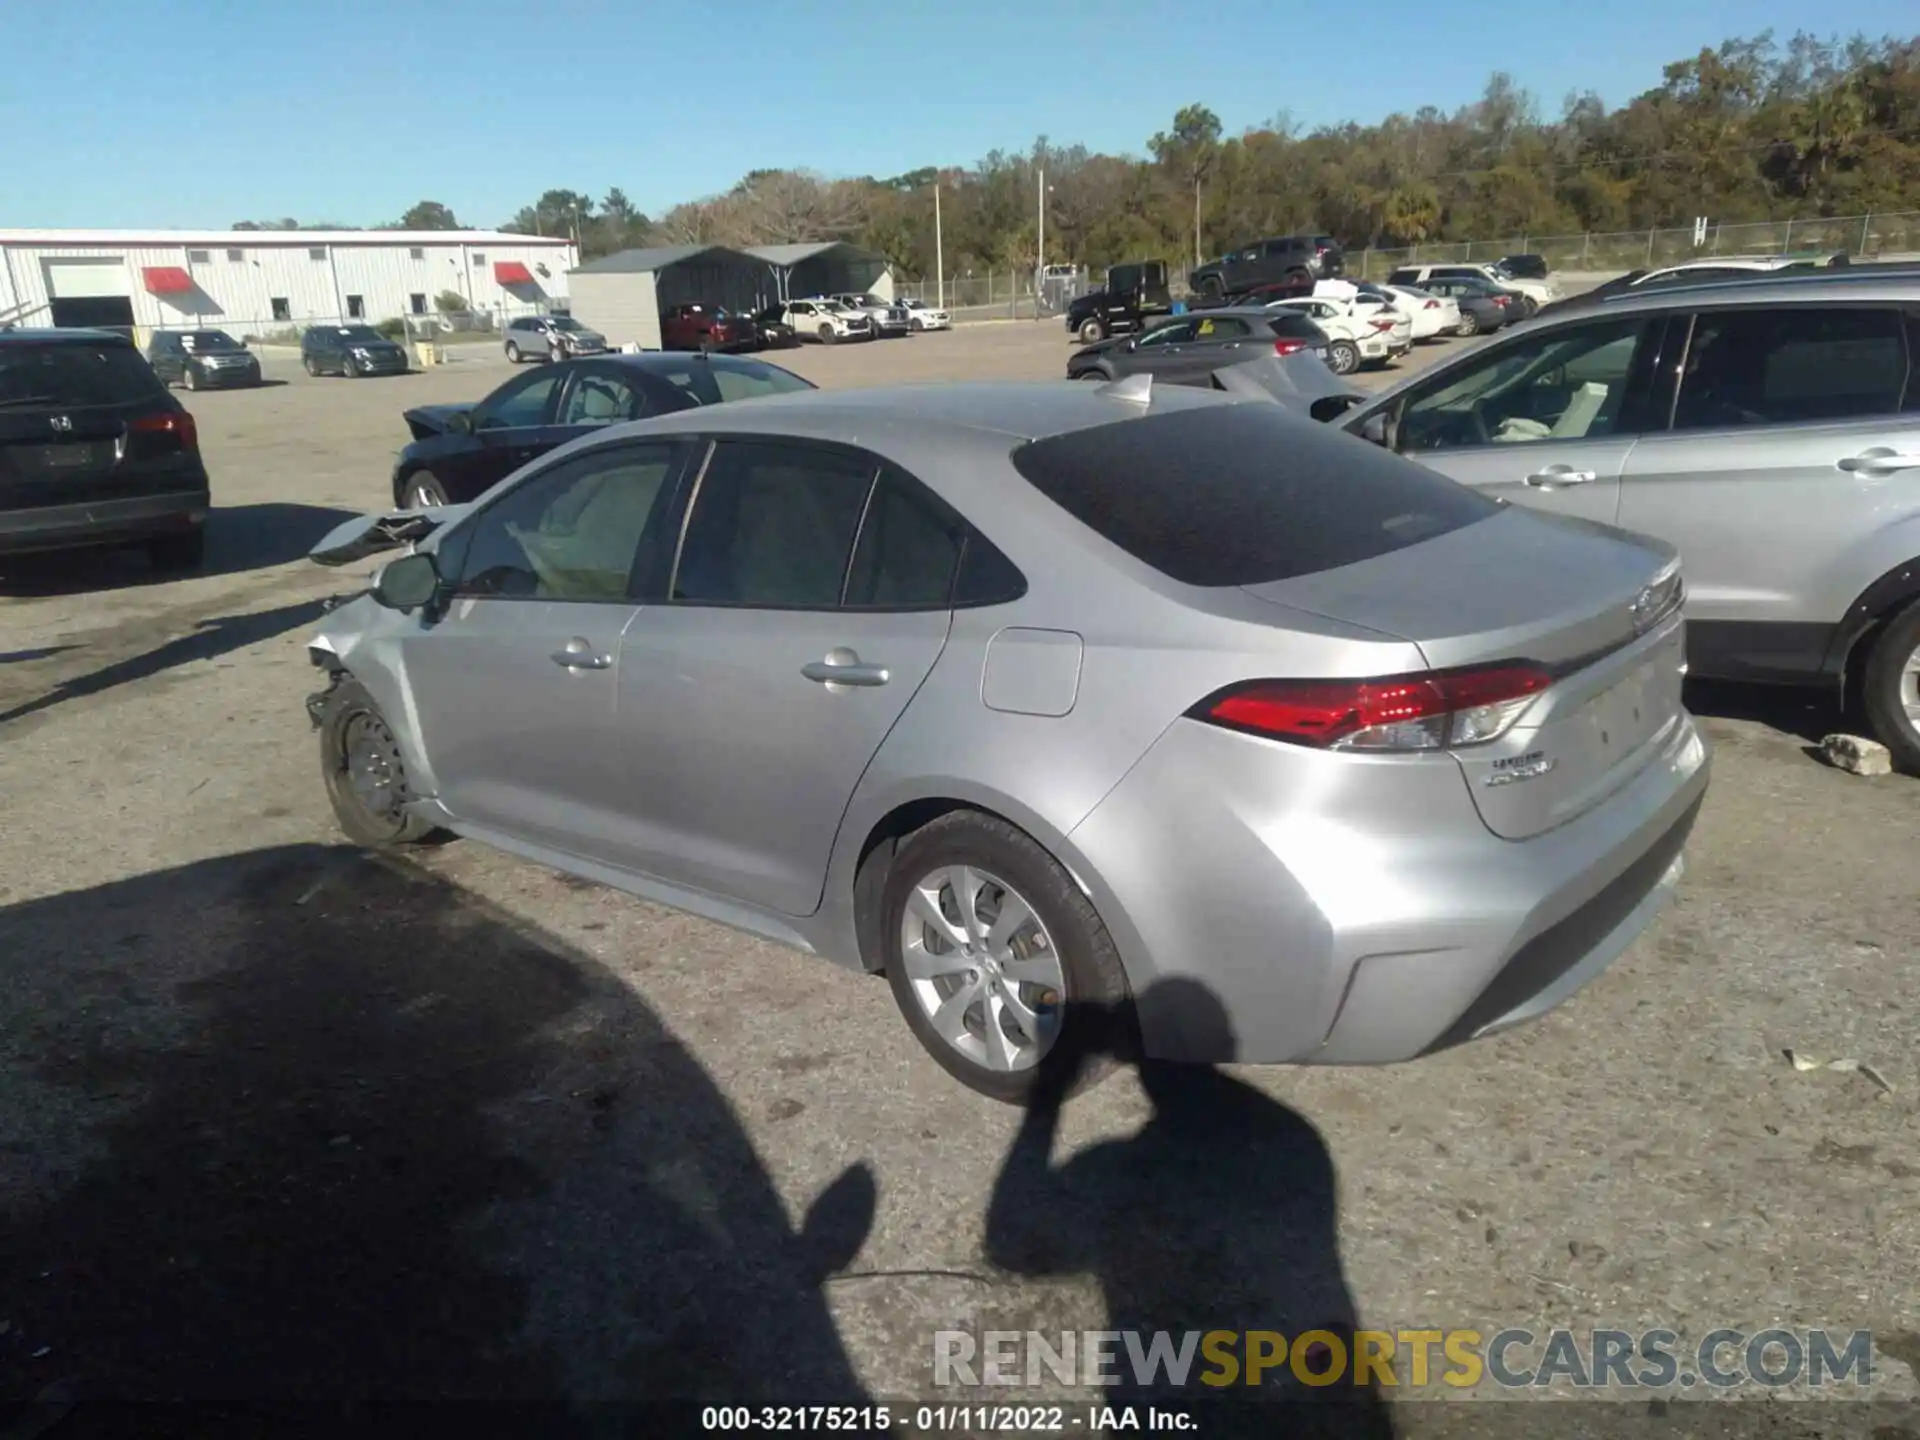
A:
[0,329,209,571]
[1189,235,1344,299]
[301,324,409,378]
[660,304,759,352]
[146,329,262,391]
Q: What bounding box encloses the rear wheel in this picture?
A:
[303,355,320,377]
[883,812,1131,1104]
[1326,340,1360,375]
[1077,317,1106,344]
[504,340,523,363]
[146,527,205,572]
[1861,598,1920,773]
[319,678,441,848]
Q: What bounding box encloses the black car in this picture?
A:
[391,351,816,509]
[753,307,799,348]
[1496,253,1550,281]
[301,323,409,378]
[1066,306,1329,386]
[145,328,262,391]
[0,329,209,570]
[1187,234,1344,300]
[1406,275,1522,335]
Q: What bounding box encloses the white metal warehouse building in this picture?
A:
[0,229,577,340]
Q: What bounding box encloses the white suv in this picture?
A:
[784,298,872,344]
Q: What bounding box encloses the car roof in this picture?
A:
[1554,266,1920,315]
[0,327,133,346]
[605,379,1236,444]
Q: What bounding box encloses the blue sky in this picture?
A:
[6,0,1913,230]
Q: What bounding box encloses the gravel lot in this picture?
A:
[2,325,1917,1433]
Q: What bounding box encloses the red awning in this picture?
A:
[142,266,194,295]
[493,261,534,285]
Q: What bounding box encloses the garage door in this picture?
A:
[43,258,131,298]
[42,259,136,333]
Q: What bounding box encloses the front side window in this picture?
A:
[557,370,642,426]
[1137,320,1196,349]
[477,369,560,429]
[451,445,677,601]
[672,441,876,608]
[1396,316,1660,453]
[1672,307,1909,430]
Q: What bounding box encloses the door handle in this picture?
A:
[550,637,611,671]
[1524,466,1598,488]
[1837,448,1920,475]
[802,647,890,688]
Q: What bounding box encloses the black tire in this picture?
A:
[1077,317,1106,344]
[1456,312,1481,337]
[341,353,359,378]
[1518,296,1538,319]
[819,324,837,345]
[303,355,320,377]
[145,527,205,572]
[1074,368,1109,381]
[504,340,523,363]
[911,317,925,332]
[1327,340,1361,376]
[181,365,199,392]
[698,334,716,354]
[318,677,441,848]
[549,343,565,364]
[882,811,1132,1104]
[1861,597,1920,774]
[1198,275,1224,300]
[400,471,451,509]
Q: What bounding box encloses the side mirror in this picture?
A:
[372,552,441,612]
[447,410,475,435]
[1123,338,1139,352]
[1359,411,1391,448]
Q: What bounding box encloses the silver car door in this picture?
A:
[1386,312,1670,525]
[1619,304,1920,672]
[399,440,685,861]
[616,440,953,916]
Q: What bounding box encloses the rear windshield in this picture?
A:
[1009,404,1497,587]
[1265,312,1325,340]
[0,342,165,408]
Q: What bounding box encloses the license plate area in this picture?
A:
[29,441,109,473]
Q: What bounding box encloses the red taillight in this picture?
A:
[1274,338,1308,356]
[1491,295,1511,306]
[1370,318,1395,332]
[1193,664,1553,752]
[131,410,197,452]
[1424,299,1440,310]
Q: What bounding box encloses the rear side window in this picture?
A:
[844,466,966,608]
[673,441,875,608]
[0,343,165,407]
[1010,405,1497,587]
[1673,307,1909,430]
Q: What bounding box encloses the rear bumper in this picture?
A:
[0,489,210,555]
[1067,711,1711,1065]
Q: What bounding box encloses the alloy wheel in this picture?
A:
[1900,643,1920,729]
[898,865,1065,1073]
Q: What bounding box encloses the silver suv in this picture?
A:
[1335,270,1920,769]
[503,313,607,364]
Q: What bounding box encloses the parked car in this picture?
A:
[145,328,262,391]
[1267,296,1402,375]
[1189,234,1344,299]
[831,294,913,339]
[1067,307,1329,384]
[785,298,872,344]
[899,298,952,331]
[1403,275,1521,335]
[302,324,409,378]
[1314,281,1415,354]
[1388,263,1556,315]
[1382,284,1464,341]
[305,381,1706,1100]
[0,328,208,570]
[660,303,759,353]
[1531,253,1856,320]
[1063,260,1174,343]
[1325,269,1920,769]
[1497,254,1550,281]
[503,314,609,364]
[752,306,800,348]
[389,352,814,509]
[1190,274,1315,310]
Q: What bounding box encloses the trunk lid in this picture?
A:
[1243,507,1687,839]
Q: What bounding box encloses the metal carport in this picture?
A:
[567,244,769,350]
[748,243,894,304]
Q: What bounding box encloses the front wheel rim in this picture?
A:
[409,480,443,508]
[900,866,1064,1073]
[340,710,408,826]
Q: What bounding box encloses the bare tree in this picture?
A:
[732,170,870,245]
[652,200,726,247]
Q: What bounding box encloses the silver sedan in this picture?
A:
[305,379,1709,1100]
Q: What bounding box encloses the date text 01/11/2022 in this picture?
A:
[698,1404,1198,1431]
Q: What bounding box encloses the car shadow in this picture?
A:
[0,503,362,596]
[0,597,333,726]
[1683,678,1845,745]
[0,844,879,1426]
[983,984,1394,1438]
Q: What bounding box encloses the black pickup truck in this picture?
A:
[1063,261,1174,343]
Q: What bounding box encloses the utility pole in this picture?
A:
[1036,167,1046,320]
[934,180,945,311]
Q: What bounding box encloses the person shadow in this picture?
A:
[984,979,1395,1439]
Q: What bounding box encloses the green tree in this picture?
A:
[1149,105,1223,265]
[398,200,459,230]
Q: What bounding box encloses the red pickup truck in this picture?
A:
[660,303,759,352]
